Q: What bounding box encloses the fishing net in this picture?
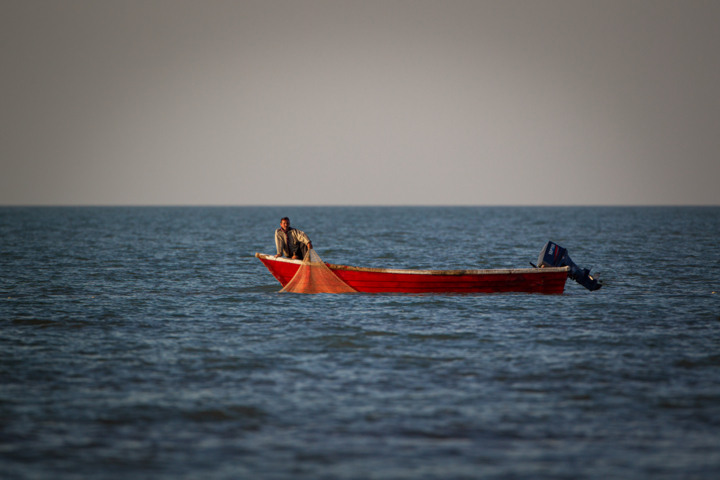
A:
[280,249,357,294]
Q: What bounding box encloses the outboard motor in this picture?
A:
[536,242,602,291]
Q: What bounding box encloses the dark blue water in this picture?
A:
[2,207,719,479]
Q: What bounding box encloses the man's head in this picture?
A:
[280,217,290,231]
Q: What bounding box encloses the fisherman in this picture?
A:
[274,217,313,259]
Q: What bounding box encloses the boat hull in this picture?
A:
[256,253,569,294]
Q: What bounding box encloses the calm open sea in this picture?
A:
[1,206,719,479]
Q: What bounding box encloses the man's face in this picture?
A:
[280,219,289,230]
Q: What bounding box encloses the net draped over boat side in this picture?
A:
[280,250,357,294]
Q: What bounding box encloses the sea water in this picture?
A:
[1,206,719,479]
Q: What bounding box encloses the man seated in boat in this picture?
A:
[274,217,313,260]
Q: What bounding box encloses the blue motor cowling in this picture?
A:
[537,242,602,291]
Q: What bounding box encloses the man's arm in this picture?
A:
[275,230,284,257]
[293,229,312,249]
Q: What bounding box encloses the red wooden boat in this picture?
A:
[255,253,570,294]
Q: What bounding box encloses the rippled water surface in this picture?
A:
[2,206,719,479]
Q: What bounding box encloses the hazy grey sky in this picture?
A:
[2,0,718,205]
